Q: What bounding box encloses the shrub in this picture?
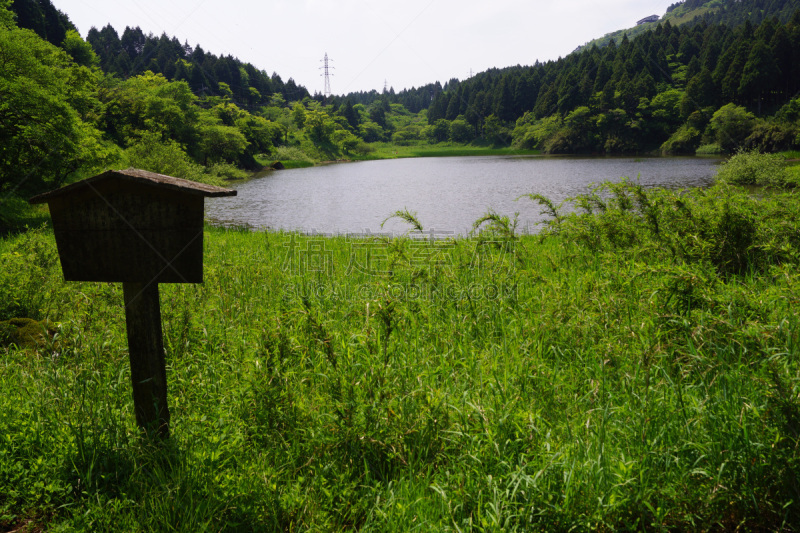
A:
[709,103,756,153]
[273,146,314,163]
[715,150,790,187]
[535,176,800,276]
[660,124,701,154]
[695,143,723,154]
[204,162,249,181]
[123,131,218,185]
[743,122,799,153]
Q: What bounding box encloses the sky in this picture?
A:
[52,0,678,96]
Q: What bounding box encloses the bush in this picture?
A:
[204,162,249,181]
[743,122,799,153]
[273,146,314,164]
[696,143,724,154]
[709,103,756,153]
[123,131,224,186]
[660,125,701,154]
[715,150,790,188]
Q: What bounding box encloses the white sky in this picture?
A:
[52,0,676,95]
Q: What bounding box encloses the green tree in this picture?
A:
[304,108,335,144]
[430,118,450,143]
[235,113,282,155]
[292,102,306,128]
[360,120,384,143]
[123,130,211,184]
[483,115,510,145]
[0,0,14,28]
[339,99,359,129]
[368,100,388,128]
[709,103,756,152]
[196,115,248,164]
[331,129,359,154]
[99,72,199,149]
[449,118,474,143]
[738,40,780,114]
[0,24,115,193]
[680,68,715,118]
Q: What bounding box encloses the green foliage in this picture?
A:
[304,108,336,144]
[715,150,793,188]
[99,72,200,149]
[709,103,757,153]
[0,228,63,321]
[423,119,450,144]
[695,143,724,154]
[291,101,306,128]
[0,25,115,194]
[471,209,519,240]
[0,0,13,28]
[540,176,800,276]
[743,121,799,153]
[359,120,386,143]
[196,116,249,165]
[60,29,97,67]
[775,96,800,124]
[448,118,474,143]
[270,146,315,168]
[512,113,562,150]
[483,114,511,146]
[273,145,313,163]
[660,124,701,154]
[204,162,249,182]
[122,131,222,186]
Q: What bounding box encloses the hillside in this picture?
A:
[575,0,800,52]
[373,0,800,156]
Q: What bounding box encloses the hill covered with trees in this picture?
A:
[1,0,304,217]
[394,0,800,154]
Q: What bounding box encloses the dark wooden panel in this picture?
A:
[48,180,205,283]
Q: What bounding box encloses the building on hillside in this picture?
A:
[637,15,660,25]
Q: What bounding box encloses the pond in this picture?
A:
[205,155,722,235]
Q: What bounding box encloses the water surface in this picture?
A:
[206,155,721,235]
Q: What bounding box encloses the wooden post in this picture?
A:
[29,170,236,437]
[123,282,170,439]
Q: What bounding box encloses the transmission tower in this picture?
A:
[319,53,334,98]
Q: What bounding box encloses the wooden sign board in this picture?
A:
[29,169,236,283]
[30,168,237,438]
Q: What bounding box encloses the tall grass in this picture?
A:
[1,177,799,530]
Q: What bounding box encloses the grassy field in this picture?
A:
[350,142,541,161]
[1,158,799,531]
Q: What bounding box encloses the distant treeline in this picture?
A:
[85,25,309,109]
[336,0,800,154]
[9,0,309,109]
[333,0,800,121]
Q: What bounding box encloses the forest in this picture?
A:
[3,0,800,222]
